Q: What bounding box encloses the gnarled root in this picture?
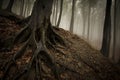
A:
[0,23,67,80]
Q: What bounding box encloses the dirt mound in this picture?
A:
[0,16,120,80]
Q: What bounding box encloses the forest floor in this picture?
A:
[0,16,120,80]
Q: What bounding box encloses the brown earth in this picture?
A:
[0,16,120,80]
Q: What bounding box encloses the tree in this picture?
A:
[20,0,25,16]
[70,0,76,33]
[55,0,58,25]
[6,0,14,12]
[101,0,112,56]
[0,0,3,9]
[87,1,91,40]
[1,0,66,79]
[109,0,120,63]
[57,0,63,27]
[113,0,120,63]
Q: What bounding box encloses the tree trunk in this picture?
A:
[0,0,3,9]
[112,0,120,63]
[6,0,14,12]
[20,0,24,16]
[70,0,75,33]
[55,0,58,26]
[57,0,63,27]
[87,1,91,40]
[112,0,117,61]
[82,5,87,36]
[2,0,66,79]
[101,0,112,56]
[52,0,56,24]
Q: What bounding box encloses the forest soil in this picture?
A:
[0,16,120,80]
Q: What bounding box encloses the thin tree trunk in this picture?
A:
[113,0,120,62]
[0,0,3,9]
[101,0,112,56]
[82,6,87,36]
[55,0,58,26]
[112,0,117,60]
[23,0,26,17]
[70,0,75,33]
[82,11,85,36]
[87,2,90,40]
[20,0,24,16]
[57,0,63,27]
[6,0,14,12]
[24,1,27,17]
[52,0,56,24]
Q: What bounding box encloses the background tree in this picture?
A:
[109,0,120,63]
[57,0,63,27]
[101,0,112,56]
[20,0,25,16]
[113,0,120,63]
[70,0,76,33]
[52,0,56,25]
[55,0,58,25]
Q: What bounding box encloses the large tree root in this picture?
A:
[0,23,68,80]
[16,16,31,26]
[0,10,24,22]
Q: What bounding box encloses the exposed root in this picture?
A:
[46,25,66,46]
[0,23,68,80]
[56,62,80,75]
[13,25,31,44]
[0,10,23,22]
[1,58,17,79]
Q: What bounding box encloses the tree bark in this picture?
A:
[57,0,63,27]
[81,4,87,36]
[101,0,112,57]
